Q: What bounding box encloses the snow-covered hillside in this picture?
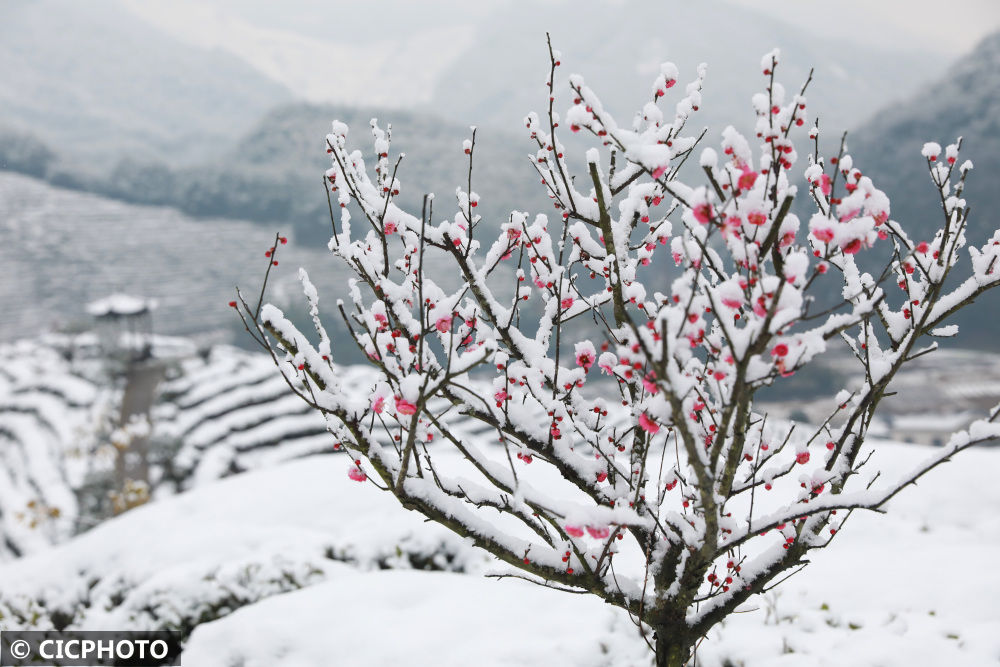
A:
[0,172,353,343]
[0,0,293,169]
[158,346,355,487]
[0,455,486,635]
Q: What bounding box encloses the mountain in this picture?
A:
[118,0,949,141]
[0,0,294,170]
[0,0,953,248]
[851,31,1000,245]
[195,103,551,242]
[426,0,946,140]
[3,2,994,348]
[849,31,1000,349]
[1,103,552,247]
[118,0,485,109]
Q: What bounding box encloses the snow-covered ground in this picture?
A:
[1,439,997,665]
[0,455,484,636]
[2,337,997,665]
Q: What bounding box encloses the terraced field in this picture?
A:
[0,337,348,558]
[0,333,504,559]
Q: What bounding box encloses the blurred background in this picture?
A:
[3,0,999,345]
[2,2,1000,663]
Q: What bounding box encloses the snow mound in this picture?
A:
[182,572,647,667]
[0,443,997,664]
[179,445,1000,666]
[0,455,487,636]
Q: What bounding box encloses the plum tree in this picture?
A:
[235,40,1000,666]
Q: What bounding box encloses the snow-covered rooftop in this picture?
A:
[945,381,1000,401]
[888,412,977,433]
[86,293,158,317]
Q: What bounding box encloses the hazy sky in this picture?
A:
[129,0,1000,55]
[121,0,1000,112]
[728,0,1000,53]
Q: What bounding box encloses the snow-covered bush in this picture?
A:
[237,42,1000,666]
[0,456,484,639]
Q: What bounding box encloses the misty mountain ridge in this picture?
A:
[845,30,1000,349]
[117,0,948,140]
[851,30,1000,246]
[1,102,553,246]
[0,0,294,170]
[1,0,947,180]
[425,0,946,141]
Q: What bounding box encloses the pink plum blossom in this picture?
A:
[639,412,660,434]
[395,398,417,415]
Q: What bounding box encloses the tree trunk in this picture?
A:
[654,628,693,667]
